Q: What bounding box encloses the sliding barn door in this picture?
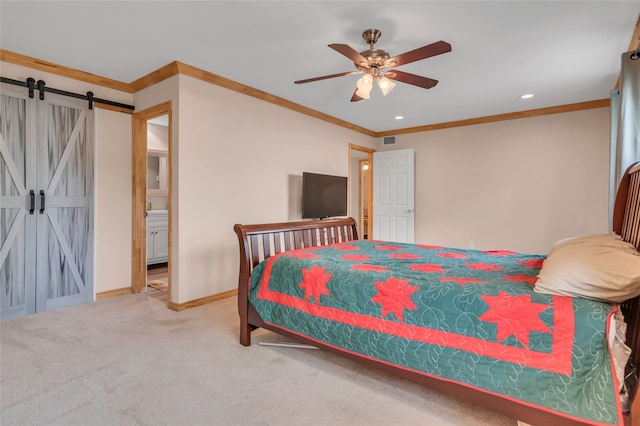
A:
[35,94,94,312]
[0,86,37,317]
[0,84,94,319]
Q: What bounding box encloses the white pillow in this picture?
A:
[534,233,640,303]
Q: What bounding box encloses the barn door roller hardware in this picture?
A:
[1,76,134,111]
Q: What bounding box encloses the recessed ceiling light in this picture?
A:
[520,94,534,99]
[394,115,404,120]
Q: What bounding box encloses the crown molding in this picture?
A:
[376,99,611,137]
[0,49,135,93]
[129,61,180,92]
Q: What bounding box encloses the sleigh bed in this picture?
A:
[234,162,640,426]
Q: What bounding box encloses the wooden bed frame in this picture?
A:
[234,162,640,426]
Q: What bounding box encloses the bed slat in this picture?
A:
[622,171,640,249]
[262,234,271,259]
[249,235,259,268]
[273,233,282,254]
[283,231,292,251]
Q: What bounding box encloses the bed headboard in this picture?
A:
[614,162,640,380]
[614,162,640,250]
[234,217,359,273]
[233,217,359,345]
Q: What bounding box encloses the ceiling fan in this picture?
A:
[294,29,452,102]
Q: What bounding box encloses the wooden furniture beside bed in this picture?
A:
[234,162,640,426]
[618,162,640,426]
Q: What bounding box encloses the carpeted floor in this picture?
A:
[0,294,517,426]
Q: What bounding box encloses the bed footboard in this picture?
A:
[233,217,359,346]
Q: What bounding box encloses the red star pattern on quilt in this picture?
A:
[518,259,544,268]
[504,274,537,284]
[438,252,468,259]
[390,253,420,260]
[375,245,403,251]
[409,263,445,273]
[418,244,443,250]
[336,245,360,251]
[298,264,332,303]
[341,254,370,262]
[371,277,419,322]
[465,262,503,272]
[353,264,390,273]
[479,291,551,347]
[484,250,518,256]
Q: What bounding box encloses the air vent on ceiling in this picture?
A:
[382,136,397,145]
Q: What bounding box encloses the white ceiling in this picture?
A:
[1,1,638,133]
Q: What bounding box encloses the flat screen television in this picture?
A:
[302,172,348,219]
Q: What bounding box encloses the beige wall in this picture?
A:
[147,122,168,151]
[378,108,611,254]
[95,108,132,293]
[175,74,375,302]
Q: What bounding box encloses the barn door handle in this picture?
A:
[39,190,45,214]
[29,190,35,214]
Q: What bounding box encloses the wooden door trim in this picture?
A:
[349,144,374,239]
[132,101,172,300]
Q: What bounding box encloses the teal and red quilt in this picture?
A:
[249,240,623,425]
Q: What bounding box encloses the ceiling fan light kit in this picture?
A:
[294,28,452,102]
[377,76,396,96]
[355,73,373,99]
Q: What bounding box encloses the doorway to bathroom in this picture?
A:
[145,114,169,302]
[131,102,172,305]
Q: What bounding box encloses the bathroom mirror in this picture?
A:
[147,149,168,195]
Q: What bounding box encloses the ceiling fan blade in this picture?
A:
[294,71,360,84]
[350,89,364,102]
[384,40,451,67]
[386,70,439,89]
[329,44,369,66]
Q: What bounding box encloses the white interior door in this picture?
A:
[373,148,415,243]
